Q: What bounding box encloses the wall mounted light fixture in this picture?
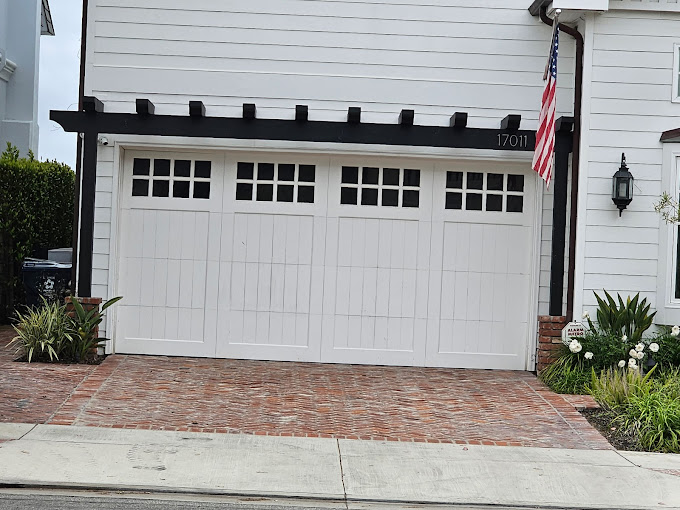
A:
[612,153,633,216]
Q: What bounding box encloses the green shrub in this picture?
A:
[650,329,680,368]
[0,144,74,322]
[590,291,655,344]
[540,349,591,394]
[67,296,122,361]
[8,298,73,362]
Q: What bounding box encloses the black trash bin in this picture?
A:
[22,258,72,307]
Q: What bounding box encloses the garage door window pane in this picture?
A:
[362,167,379,185]
[507,195,523,213]
[486,194,503,212]
[133,158,150,176]
[257,183,274,201]
[258,163,275,180]
[299,165,316,182]
[446,171,463,189]
[342,166,359,184]
[173,181,190,198]
[466,193,482,210]
[278,184,294,202]
[236,183,253,200]
[403,169,420,187]
[383,168,399,185]
[237,162,254,180]
[403,190,419,208]
[132,179,149,196]
[361,188,378,206]
[446,192,462,210]
[507,174,524,192]
[153,180,170,197]
[174,160,191,177]
[194,161,212,178]
[154,159,171,177]
[193,181,210,199]
[487,173,504,191]
[341,187,358,204]
[278,164,295,181]
[382,189,398,207]
[298,186,315,203]
[467,172,483,190]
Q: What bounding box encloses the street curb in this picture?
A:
[1,482,675,510]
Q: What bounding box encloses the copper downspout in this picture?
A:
[540,6,583,321]
[70,0,88,295]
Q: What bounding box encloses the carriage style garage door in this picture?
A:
[115,151,537,370]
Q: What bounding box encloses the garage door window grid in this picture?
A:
[132,157,211,199]
[340,166,420,207]
[445,171,524,213]
[235,162,315,203]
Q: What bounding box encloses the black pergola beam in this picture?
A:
[82,96,103,113]
[135,98,155,116]
[450,112,468,128]
[399,109,414,126]
[295,105,308,122]
[50,110,538,151]
[501,114,522,131]
[243,103,256,119]
[189,101,206,117]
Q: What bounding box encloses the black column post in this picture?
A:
[549,126,573,316]
[77,130,98,297]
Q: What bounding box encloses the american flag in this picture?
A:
[532,22,559,189]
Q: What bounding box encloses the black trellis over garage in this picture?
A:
[50,97,573,316]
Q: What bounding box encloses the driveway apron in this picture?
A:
[0,326,608,449]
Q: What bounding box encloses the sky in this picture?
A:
[38,0,81,169]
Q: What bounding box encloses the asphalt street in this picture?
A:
[0,490,556,510]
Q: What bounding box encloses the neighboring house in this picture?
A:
[0,0,54,155]
[50,0,680,370]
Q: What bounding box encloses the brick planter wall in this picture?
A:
[65,297,103,337]
[537,315,567,373]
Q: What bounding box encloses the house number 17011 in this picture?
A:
[497,134,529,148]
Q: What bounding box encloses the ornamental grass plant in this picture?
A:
[590,366,680,453]
[8,296,122,363]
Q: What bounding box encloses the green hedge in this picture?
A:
[0,144,74,322]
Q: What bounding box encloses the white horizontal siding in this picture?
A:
[579,9,680,317]
[87,0,575,128]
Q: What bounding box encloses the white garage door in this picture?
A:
[115,151,537,369]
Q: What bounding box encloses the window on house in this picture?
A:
[340,166,420,208]
[132,158,211,199]
[235,162,315,203]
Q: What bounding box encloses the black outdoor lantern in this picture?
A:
[612,153,634,216]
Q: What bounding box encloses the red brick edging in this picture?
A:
[537,315,567,372]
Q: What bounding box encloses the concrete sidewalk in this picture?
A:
[1,424,679,509]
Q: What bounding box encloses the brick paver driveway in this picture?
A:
[0,326,608,449]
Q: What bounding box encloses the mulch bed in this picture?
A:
[580,408,644,452]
